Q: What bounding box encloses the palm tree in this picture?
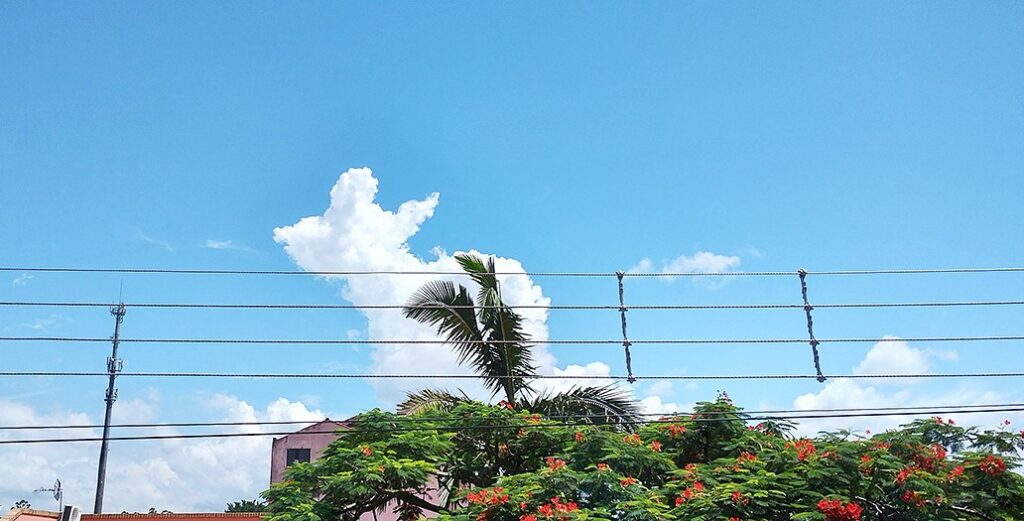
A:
[399,253,641,426]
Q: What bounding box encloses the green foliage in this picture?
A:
[226,499,267,513]
[263,396,1024,521]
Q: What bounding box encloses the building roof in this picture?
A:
[271,417,347,442]
[2,510,262,521]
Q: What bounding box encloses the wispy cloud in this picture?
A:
[628,251,741,287]
[136,232,174,251]
[203,239,256,252]
[11,273,33,286]
[4,314,66,333]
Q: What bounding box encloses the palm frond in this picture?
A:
[521,385,643,428]
[405,261,535,403]
[454,254,536,402]
[403,280,482,349]
[397,388,469,415]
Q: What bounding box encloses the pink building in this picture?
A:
[269,419,445,521]
[270,418,347,484]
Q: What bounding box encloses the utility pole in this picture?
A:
[93,303,125,514]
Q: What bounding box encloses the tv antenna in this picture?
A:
[33,478,63,512]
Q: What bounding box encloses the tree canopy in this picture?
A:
[263,395,1024,521]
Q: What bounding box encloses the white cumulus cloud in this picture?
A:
[274,167,629,405]
[791,337,1015,436]
[0,395,324,513]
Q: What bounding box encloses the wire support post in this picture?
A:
[797,270,826,383]
[94,303,125,514]
[615,271,636,383]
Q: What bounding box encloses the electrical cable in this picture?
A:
[2,405,1022,445]
[2,266,1023,277]
[2,402,1020,431]
[3,300,1024,310]
[0,371,1022,380]
[3,336,1023,345]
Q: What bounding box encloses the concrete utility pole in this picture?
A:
[93,303,125,514]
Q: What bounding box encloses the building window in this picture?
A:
[286,448,311,466]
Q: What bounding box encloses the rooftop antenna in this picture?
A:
[33,478,63,512]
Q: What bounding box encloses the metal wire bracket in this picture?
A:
[798,269,826,383]
[615,271,636,383]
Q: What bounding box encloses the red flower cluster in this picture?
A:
[546,457,567,471]
[623,433,643,446]
[895,466,919,486]
[535,497,578,519]
[619,476,638,488]
[674,481,705,505]
[596,463,610,471]
[667,423,687,437]
[858,454,873,476]
[979,455,1007,476]
[817,499,863,521]
[947,465,965,482]
[786,439,816,461]
[730,490,749,505]
[912,444,947,471]
[467,487,510,506]
[361,446,373,457]
[650,440,662,452]
[901,490,925,507]
[736,451,758,464]
[574,431,583,443]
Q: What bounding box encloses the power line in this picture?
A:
[3,300,1024,311]
[2,406,1023,445]
[3,335,1024,345]
[2,266,1023,277]
[3,403,1021,432]
[1,371,1023,380]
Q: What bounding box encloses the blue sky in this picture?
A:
[1,1,1023,512]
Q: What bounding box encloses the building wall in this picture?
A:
[269,421,344,485]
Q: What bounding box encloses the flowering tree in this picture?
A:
[263,395,1024,521]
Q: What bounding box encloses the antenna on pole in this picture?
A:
[33,478,63,512]
[93,302,125,513]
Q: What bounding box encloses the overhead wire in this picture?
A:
[3,336,1024,345]
[2,266,1024,277]
[3,403,1021,432]
[1,371,1023,380]
[3,300,1024,310]
[3,405,1024,445]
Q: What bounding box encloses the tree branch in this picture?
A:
[396,492,447,514]
[949,504,998,521]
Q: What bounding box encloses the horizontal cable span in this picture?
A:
[3,403,1019,431]
[2,266,1023,277]
[1,371,1023,380]
[2,300,1023,311]
[2,406,1023,445]
[3,336,1024,345]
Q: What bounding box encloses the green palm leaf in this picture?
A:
[397,388,469,415]
[521,384,642,428]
